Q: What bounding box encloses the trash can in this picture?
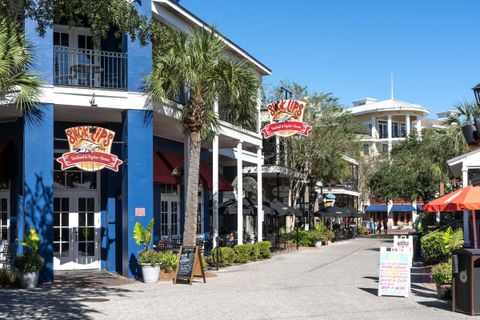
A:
[452,248,480,315]
[408,231,422,261]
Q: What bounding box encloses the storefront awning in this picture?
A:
[417,205,423,212]
[154,152,233,191]
[391,205,416,212]
[0,140,12,182]
[365,205,388,212]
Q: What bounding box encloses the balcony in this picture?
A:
[53,46,128,90]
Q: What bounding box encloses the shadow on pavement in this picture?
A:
[358,287,378,296]
[364,247,381,252]
[417,300,452,311]
[0,286,134,319]
[363,276,379,282]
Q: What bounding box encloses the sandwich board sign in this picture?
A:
[393,235,414,267]
[174,246,206,285]
[378,247,411,298]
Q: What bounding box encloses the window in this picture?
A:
[363,144,370,156]
[392,122,399,138]
[400,123,407,137]
[381,144,388,153]
[160,185,178,195]
[53,32,69,47]
[378,120,388,139]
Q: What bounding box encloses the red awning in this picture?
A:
[153,152,233,191]
[153,153,181,185]
[0,140,12,182]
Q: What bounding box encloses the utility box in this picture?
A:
[452,248,480,315]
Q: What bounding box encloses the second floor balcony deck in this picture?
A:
[54,46,128,90]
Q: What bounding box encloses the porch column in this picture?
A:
[21,104,54,283]
[237,141,243,245]
[257,147,263,242]
[387,115,392,152]
[405,115,411,136]
[463,165,471,245]
[121,109,154,278]
[212,101,219,248]
[371,116,377,139]
[416,117,423,139]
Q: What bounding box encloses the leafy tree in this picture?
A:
[145,27,260,245]
[3,0,150,44]
[0,16,40,111]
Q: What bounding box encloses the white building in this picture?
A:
[348,98,430,156]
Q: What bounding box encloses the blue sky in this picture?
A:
[179,0,480,117]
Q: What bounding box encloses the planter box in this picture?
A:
[436,283,452,300]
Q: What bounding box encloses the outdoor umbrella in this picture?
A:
[423,185,480,249]
[264,200,302,217]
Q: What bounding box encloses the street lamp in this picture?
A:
[473,83,480,107]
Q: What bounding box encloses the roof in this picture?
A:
[447,147,480,178]
[152,0,271,75]
[347,98,430,116]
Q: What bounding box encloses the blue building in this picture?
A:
[1,0,270,282]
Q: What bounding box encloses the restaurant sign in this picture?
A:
[56,126,123,172]
[261,99,312,139]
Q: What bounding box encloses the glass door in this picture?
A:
[74,195,100,269]
[0,192,9,241]
[53,197,74,268]
[160,195,180,240]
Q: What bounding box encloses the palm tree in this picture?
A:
[0,17,41,111]
[146,27,260,245]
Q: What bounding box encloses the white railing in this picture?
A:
[53,46,128,90]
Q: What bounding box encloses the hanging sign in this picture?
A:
[56,126,123,172]
[378,247,411,298]
[261,99,312,139]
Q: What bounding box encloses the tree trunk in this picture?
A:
[183,130,202,246]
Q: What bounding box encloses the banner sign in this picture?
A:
[261,99,312,139]
[56,126,123,172]
[378,247,411,298]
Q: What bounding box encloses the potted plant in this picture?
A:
[14,228,44,289]
[133,218,161,283]
[431,260,452,299]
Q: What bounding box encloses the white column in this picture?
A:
[405,115,411,136]
[257,147,263,242]
[212,101,219,248]
[275,136,280,165]
[371,116,377,139]
[387,114,393,152]
[416,117,423,139]
[463,165,470,245]
[237,141,243,245]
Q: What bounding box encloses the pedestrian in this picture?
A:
[383,219,388,234]
[369,218,375,234]
[377,220,382,234]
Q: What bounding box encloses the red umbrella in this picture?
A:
[423,185,480,248]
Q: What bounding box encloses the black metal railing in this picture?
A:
[53,46,128,90]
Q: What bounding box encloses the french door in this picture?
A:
[160,195,180,240]
[53,192,100,270]
[0,191,9,241]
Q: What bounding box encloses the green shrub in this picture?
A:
[432,260,452,285]
[138,250,162,267]
[358,225,368,235]
[251,243,261,260]
[15,227,45,273]
[159,251,178,273]
[234,244,253,263]
[0,269,19,288]
[256,241,271,259]
[292,230,312,247]
[443,227,464,257]
[209,247,236,267]
[308,230,323,244]
[421,232,447,265]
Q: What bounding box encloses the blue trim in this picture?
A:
[391,205,416,212]
[417,205,423,212]
[22,105,54,283]
[365,205,388,212]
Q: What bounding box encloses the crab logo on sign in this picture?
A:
[261,100,312,139]
[56,126,123,172]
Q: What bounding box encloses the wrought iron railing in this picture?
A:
[53,46,128,90]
